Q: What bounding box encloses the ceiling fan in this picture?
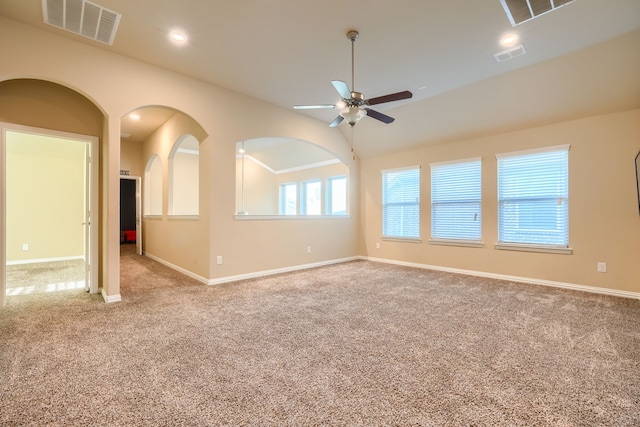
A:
[294,30,413,127]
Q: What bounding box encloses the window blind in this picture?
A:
[497,147,569,246]
[382,167,420,239]
[431,159,481,242]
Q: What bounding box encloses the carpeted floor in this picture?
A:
[5,259,86,295]
[1,245,639,426]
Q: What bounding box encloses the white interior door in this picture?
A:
[84,142,98,293]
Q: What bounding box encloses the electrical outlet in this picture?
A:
[597,262,607,273]
[376,243,380,249]
[22,244,29,251]
[307,246,312,254]
[217,256,222,265]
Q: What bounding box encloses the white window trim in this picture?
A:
[235,214,351,221]
[430,157,482,246]
[380,165,421,175]
[496,144,571,253]
[429,156,482,168]
[301,179,322,215]
[279,182,297,215]
[381,236,422,244]
[430,239,483,248]
[495,144,570,159]
[381,165,421,240]
[495,243,573,255]
[326,175,348,216]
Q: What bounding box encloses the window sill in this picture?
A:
[430,239,483,248]
[495,243,573,255]
[381,236,422,244]
[235,214,351,221]
[168,215,199,220]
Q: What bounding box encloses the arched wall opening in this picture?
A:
[0,78,105,306]
[120,105,209,281]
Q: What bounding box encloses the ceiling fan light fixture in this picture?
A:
[340,106,366,127]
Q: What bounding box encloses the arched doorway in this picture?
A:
[0,79,104,307]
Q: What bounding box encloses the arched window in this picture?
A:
[144,154,162,215]
[168,134,199,215]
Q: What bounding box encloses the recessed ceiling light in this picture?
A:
[169,30,188,44]
[500,33,519,47]
[129,113,140,120]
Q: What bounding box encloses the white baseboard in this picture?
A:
[125,251,640,300]
[143,252,358,286]
[101,288,121,303]
[207,257,360,286]
[143,252,209,284]
[362,256,640,300]
[6,255,84,266]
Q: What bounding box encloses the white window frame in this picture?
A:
[430,157,483,247]
[496,145,571,254]
[326,175,347,215]
[381,166,421,241]
[279,182,297,215]
[301,179,322,215]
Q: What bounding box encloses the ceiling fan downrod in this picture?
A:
[347,30,359,93]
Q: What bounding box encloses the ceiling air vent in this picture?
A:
[494,44,526,62]
[42,0,121,45]
[500,0,577,26]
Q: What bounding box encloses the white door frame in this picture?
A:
[0,123,99,307]
[120,175,142,256]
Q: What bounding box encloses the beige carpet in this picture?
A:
[1,245,638,426]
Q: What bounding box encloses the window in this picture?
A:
[382,166,420,239]
[497,145,569,250]
[301,180,322,215]
[279,183,297,215]
[144,154,162,216]
[431,158,482,244]
[326,176,347,215]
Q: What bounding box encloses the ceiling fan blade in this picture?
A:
[331,80,352,100]
[364,108,395,124]
[366,90,413,106]
[329,115,345,127]
[293,104,335,110]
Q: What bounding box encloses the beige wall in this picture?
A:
[360,109,640,293]
[172,151,199,215]
[235,156,278,215]
[139,110,210,277]
[0,77,104,305]
[6,132,85,261]
[236,157,349,216]
[1,17,358,300]
[1,16,635,300]
[120,140,143,177]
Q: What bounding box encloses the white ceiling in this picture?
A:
[1,0,639,158]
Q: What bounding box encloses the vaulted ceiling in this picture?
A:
[1,0,639,158]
